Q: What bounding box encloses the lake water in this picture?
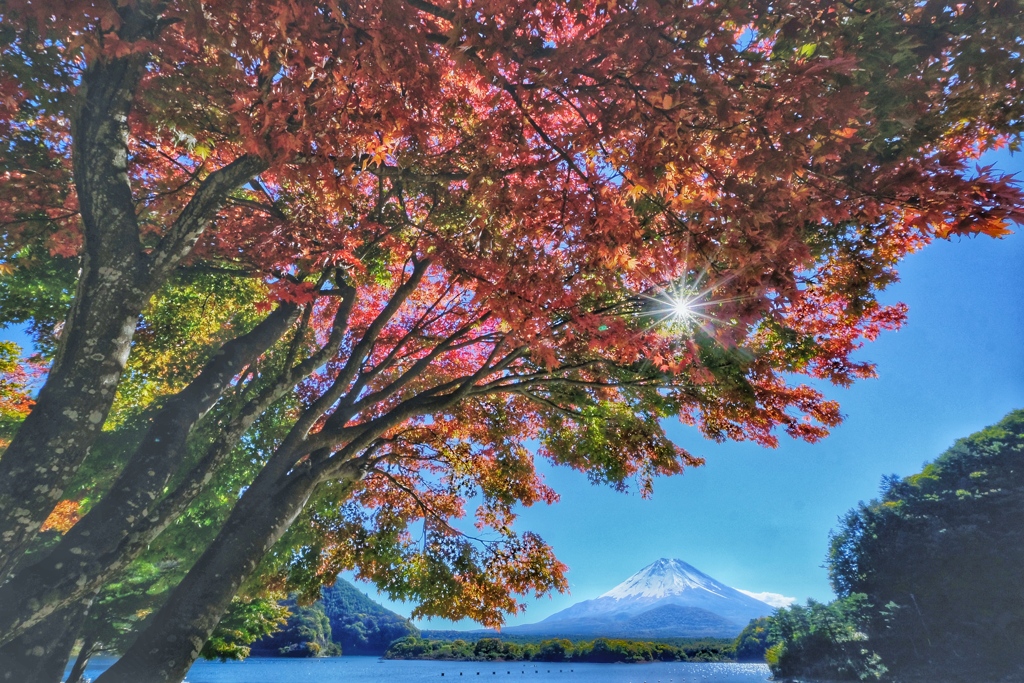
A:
[72,656,772,683]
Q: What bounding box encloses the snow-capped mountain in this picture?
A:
[600,558,734,600]
[504,558,775,638]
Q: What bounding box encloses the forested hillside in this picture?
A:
[248,578,417,657]
[319,580,419,655]
[754,410,1024,682]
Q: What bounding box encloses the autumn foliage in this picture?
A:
[38,500,81,535]
[0,341,36,448]
[0,0,1022,680]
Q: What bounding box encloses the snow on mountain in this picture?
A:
[599,558,730,600]
[503,558,776,638]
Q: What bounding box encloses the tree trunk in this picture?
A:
[0,4,163,572]
[0,47,152,575]
[64,635,97,683]
[0,2,264,572]
[0,600,86,683]
[93,470,322,683]
[0,303,298,645]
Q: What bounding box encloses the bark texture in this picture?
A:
[92,469,327,683]
[0,10,266,573]
[0,304,297,644]
[0,601,86,683]
[0,23,156,577]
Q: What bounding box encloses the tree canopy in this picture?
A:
[827,409,1024,681]
[0,1,1022,681]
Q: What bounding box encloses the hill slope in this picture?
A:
[251,578,418,656]
[320,579,419,655]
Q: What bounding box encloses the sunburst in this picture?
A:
[643,287,719,333]
[636,267,736,337]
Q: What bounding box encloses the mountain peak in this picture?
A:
[507,557,776,638]
[599,558,727,599]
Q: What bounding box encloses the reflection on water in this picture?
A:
[70,656,771,683]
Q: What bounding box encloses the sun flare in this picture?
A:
[670,297,696,323]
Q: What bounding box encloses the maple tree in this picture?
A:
[0,0,1022,681]
[0,341,36,448]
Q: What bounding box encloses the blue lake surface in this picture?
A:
[72,656,772,683]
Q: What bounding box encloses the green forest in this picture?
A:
[199,579,418,661]
[384,636,736,664]
[737,410,1024,682]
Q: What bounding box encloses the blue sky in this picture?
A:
[361,148,1024,628]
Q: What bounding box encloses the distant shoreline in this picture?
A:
[383,635,742,665]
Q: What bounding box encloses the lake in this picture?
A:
[71,657,772,683]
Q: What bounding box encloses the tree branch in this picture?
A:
[147,154,268,283]
[264,259,432,482]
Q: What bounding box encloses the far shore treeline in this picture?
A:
[384,636,736,664]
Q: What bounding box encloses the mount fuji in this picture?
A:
[504,558,775,638]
